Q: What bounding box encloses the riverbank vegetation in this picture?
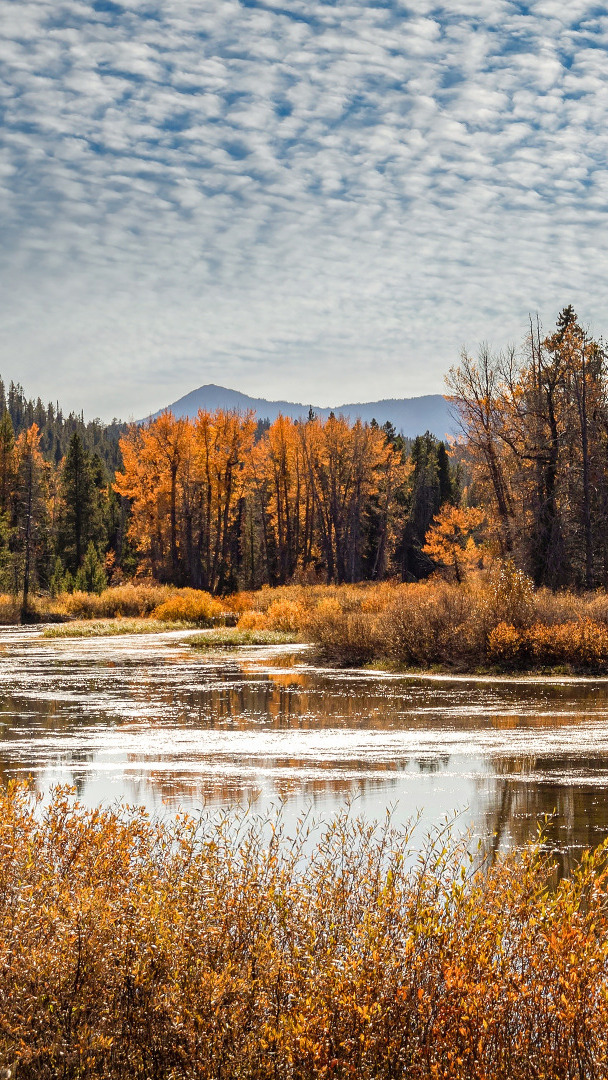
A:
[41,618,198,639]
[0,782,606,1080]
[188,627,301,648]
[4,305,608,675]
[229,569,608,672]
[12,570,608,672]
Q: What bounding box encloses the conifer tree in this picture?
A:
[75,541,107,594]
[58,432,104,573]
[13,425,48,617]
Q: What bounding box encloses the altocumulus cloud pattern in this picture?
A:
[0,0,607,417]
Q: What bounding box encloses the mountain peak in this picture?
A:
[144,385,455,440]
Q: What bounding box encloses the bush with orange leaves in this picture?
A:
[151,588,224,625]
[488,620,608,670]
[59,583,178,619]
[1,783,608,1079]
[238,596,306,633]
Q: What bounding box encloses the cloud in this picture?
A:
[0,0,607,418]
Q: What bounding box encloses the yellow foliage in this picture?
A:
[152,589,224,624]
[0,783,608,1078]
[264,598,306,631]
[487,621,527,664]
[0,593,19,624]
[488,620,608,669]
[59,583,177,618]
[237,609,269,630]
[423,504,486,582]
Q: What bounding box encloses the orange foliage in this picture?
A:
[488,619,608,669]
[1,783,608,1078]
[152,588,223,624]
[115,410,255,592]
[423,504,485,582]
[116,410,407,591]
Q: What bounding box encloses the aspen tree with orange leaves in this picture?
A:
[114,410,420,589]
[192,409,256,592]
[299,414,405,583]
[249,414,310,584]
[422,504,485,583]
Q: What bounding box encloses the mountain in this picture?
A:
[144,385,456,440]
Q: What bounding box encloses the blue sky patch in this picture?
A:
[0,0,606,419]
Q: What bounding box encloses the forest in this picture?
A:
[2,306,606,615]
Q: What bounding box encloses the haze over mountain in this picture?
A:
[146,385,455,440]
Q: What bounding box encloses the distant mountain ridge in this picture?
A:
[145,384,455,440]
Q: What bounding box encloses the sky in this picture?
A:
[1,0,607,421]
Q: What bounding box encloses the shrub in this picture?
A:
[0,593,19,624]
[528,620,608,668]
[487,621,527,666]
[480,560,535,629]
[304,600,382,664]
[488,620,608,670]
[533,587,586,626]
[152,589,224,624]
[384,581,485,666]
[237,608,270,630]
[1,784,608,1079]
[59,583,177,619]
[263,598,306,632]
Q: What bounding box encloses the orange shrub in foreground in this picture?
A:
[1,784,608,1078]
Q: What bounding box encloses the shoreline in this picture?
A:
[7,619,608,681]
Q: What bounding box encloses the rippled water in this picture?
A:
[2,625,608,866]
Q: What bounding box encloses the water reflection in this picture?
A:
[2,627,608,860]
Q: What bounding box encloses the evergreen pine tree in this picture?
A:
[0,410,15,514]
[58,432,105,573]
[75,542,107,594]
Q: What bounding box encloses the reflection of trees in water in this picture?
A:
[0,696,100,794]
[416,755,450,774]
[130,751,459,809]
[484,752,608,877]
[132,767,406,809]
[130,674,413,731]
[128,661,608,736]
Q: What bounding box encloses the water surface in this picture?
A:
[2,626,608,867]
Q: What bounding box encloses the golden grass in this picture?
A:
[42,619,195,639]
[1,782,608,1079]
[187,628,301,648]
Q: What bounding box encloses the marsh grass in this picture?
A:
[187,628,301,648]
[1,783,608,1079]
[42,619,196,638]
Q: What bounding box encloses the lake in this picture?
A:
[2,625,608,869]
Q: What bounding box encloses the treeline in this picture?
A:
[0,389,457,607]
[8,302,605,605]
[449,305,608,589]
[115,413,458,592]
[0,378,125,472]
[0,422,131,612]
